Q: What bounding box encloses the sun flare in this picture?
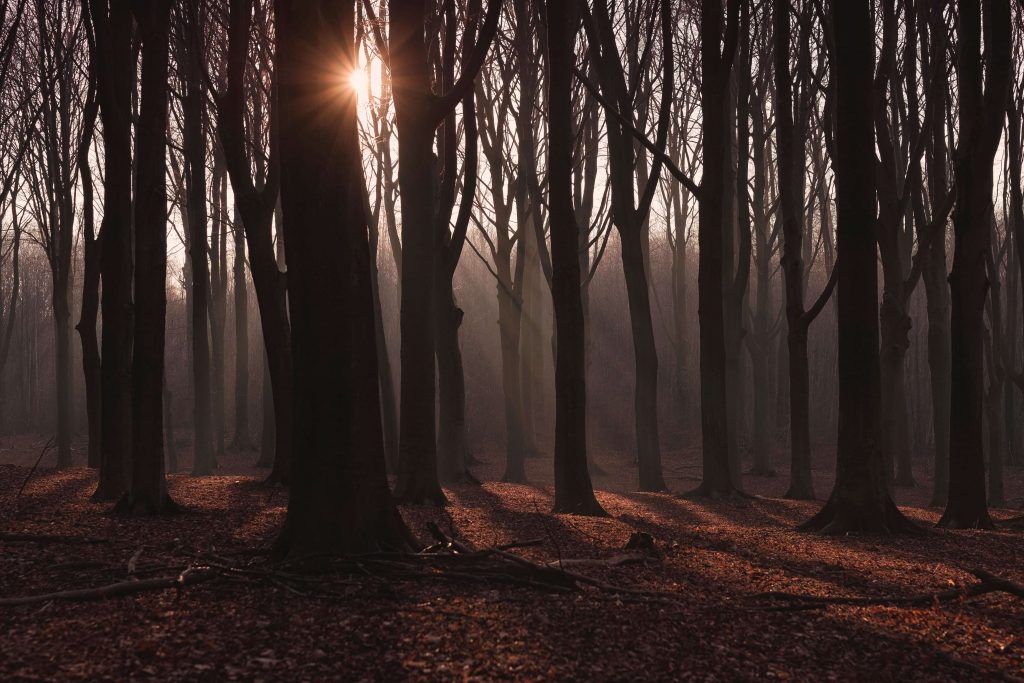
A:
[347,68,369,97]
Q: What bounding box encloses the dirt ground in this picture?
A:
[1,433,1023,681]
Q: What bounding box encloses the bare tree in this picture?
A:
[940,0,1011,529]
[273,0,412,556]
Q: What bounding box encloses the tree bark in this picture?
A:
[940,0,1010,529]
[547,0,605,516]
[89,0,134,501]
[800,0,914,534]
[273,0,412,556]
[181,0,215,477]
[693,0,740,498]
[231,204,250,450]
[117,0,176,515]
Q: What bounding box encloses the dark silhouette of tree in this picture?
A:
[433,0,481,484]
[920,0,953,508]
[693,0,740,498]
[208,0,293,483]
[389,0,499,505]
[117,0,176,515]
[25,0,85,469]
[582,0,671,492]
[547,0,605,516]
[76,23,101,471]
[800,0,915,534]
[940,0,1011,529]
[775,0,836,500]
[86,0,133,500]
[273,0,412,556]
[179,0,216,476]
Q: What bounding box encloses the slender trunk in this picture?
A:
[391,0,444,505]
[695,0,738,497]
[182,2,215,476]
[231,206,250,450]
[119,0,176,514]
[91,0,134,501]
[435,283,469,483]
[53,283,72,467]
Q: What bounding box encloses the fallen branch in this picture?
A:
[747,569,1024,612]
[1,530,674,609]
[0,532,108,544]
[0,567,216,607]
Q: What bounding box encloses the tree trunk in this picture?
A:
[182,0,215,477]
[801,0,914,534]
[231,206,250,450]
[274,0,412,556]
[53,283,72,467]
[940,0,1009,530]
[118,0,176,514]
[548,0,605,516]
[90,0,134,501]
[694,0,739,498]
[75,78,101,471]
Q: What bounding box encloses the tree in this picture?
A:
[179,0,215,476]
[117,0,176,514]
[474,37,529,482]
[940,0,1011,529]
[208,0,293,482]
[693,0,741,498]
[76,23,101,471]
[582,0,671,492]
[273,0,412,556]
[774,0,837,500]
[547,0,605,516]
[800,0,915,533]
[25,0,87,469]
[86,0,134,500]
[432,0,481,484]
[389,0,499,505]
[921,0,952,508]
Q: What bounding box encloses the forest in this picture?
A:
[2,0,1024,679]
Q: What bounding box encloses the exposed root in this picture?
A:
[550,497,608,517]
[937,508,997,530]
[681,484,752,505]
[799,496,922,535]
[112,493,181,517]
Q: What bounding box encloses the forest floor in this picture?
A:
[2,434,1024,681]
